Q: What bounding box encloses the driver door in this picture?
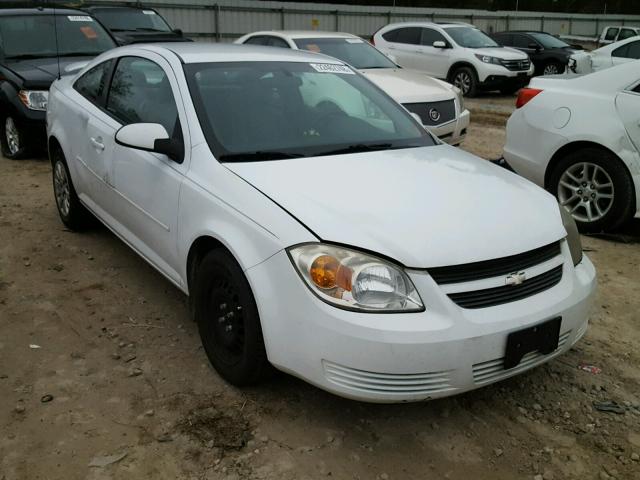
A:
[102,54,190,285]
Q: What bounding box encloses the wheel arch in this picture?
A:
[545,140,636,213]
[186,235,232,295]
[446,61,477,82]
[48,135,63,165]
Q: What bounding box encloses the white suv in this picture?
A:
[373,22,534,96]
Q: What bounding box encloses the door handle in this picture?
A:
[90,137,105,151]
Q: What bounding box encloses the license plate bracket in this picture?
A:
[504,317,561,369]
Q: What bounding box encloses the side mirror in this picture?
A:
[528,42,541,51]
[173,28,183,36]
[115,123,183,163]
[433,40,447,49]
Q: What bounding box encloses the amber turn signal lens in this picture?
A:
[310,255,352,291]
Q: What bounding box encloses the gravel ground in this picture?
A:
[1,95,639,480]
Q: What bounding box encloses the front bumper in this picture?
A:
[477,62,535,89]
[429,108,470,146]
[246,244,596,403]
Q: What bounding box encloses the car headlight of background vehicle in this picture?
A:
[19,90,49,111]
[474,54,501,65]
[288,243,424,312]
[452,85,465,111]
[559,205,583,266]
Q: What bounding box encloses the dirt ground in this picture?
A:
[1,95,640,480]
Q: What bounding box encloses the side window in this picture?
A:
[512,34,533,49]
[613,43,630,58]
[381,29,398,42]
[267,37,290,48]
[106,57,179,137]
[73,60,113,105]
[633,82,640,93]
[604,28,619,41]
[392,27,421,45]
[420,28,447,46]
[492,33,511,46]
[244,36,267,46]
[614,40,640,59]
[619,28,638,40]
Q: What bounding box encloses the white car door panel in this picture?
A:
[615,90,640,151]
[102,53,189,282]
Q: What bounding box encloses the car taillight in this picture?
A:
[516,88,543,109]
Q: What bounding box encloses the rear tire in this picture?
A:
[51,146,93,230]
[451,66,478,97]
[193,248,271,386]
[1,116,32,159]
[548,147,634,232]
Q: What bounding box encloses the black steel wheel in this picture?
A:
[194,248,270,386]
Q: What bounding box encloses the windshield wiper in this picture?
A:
[219,151,305,162]
[5,53,59,60]
[135,27,168,32]
[316,143,395,156]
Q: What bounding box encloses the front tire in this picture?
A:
[549,147,634,232]
[542,61,564,76]
[51,147,93,230]
[193,249,270,386]
[451,66,478,97]
[1,116,32,159]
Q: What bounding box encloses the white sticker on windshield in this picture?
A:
[67,15,93,22]
[309,63,355,74]
[142,10,156,15]
[345,38,364,44]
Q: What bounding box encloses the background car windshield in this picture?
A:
[91,9,171,32]
[293,37,397,69]
[0,14,115,58]
[185,61,434,161]
[446,27,499,48]
[529,33,570,49]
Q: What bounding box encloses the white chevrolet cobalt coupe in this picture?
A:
[47,44,595,402]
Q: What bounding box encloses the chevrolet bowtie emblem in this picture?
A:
[505,271,527,286]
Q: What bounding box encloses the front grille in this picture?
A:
[501,58,531,71]
[323,361,454,396]
[429,242,561,285]
[448,264,563,309]
[472,330,571,385]
[403,99,456,126]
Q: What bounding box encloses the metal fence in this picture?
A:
[88,0,640,43]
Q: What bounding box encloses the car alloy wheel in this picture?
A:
[53,159,72,218]
[209,275,247,367]
[453,71,472,95]
[5,117,20,155]
[543,63,560,75]
[557,162,614,223]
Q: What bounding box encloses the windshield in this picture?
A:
[529,32,571,49]
[446,27,499,48]
[91,9,171,32]
[293,37,397,69]
[185,61,434,161]
[0,14,115,59]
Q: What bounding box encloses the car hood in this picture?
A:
[359,68,454,103]
[225,145,566,268]
[475,46,528,60]
[4,56,96,89]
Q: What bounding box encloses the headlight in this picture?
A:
[474,54,501,65]
[287,243,424,312]
[452,85,465,111]
[19,90,49,111]
[559,205,583,266]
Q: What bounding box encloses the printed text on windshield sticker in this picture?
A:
[67,16,93,22]
[309,63,355,74]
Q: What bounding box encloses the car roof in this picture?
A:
[244,30,358,40]
[83,6,153,12]
[0,7,85,16]
[136,42,345,64]
[382,22,476,30]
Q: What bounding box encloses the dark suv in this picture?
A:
[0,7,115,159]
[83,6,190,46]
[491,31,580,76]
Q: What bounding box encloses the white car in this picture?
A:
[235,30,470,145]
[373,22,534,96]
[504,61,640,232]
[569,36,640,74]
[47,43,595,403]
